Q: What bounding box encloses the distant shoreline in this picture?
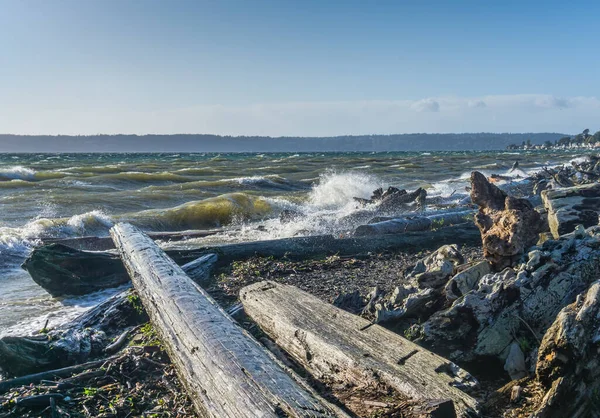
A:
[0,132,566,153]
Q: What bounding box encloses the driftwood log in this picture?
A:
[24,224,481,297]
[0,254,217,377]
[240,280,480,418]
[470,171,544,269]
[354,210,474,236]
[110,223,346,418]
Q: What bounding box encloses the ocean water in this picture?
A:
[0,150,584,337]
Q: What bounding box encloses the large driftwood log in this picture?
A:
[354,210,474,236]
[240,281,480,418]
[541,182,600,238]
[110,223,345,418]
[0,254,217,377]
[470,171,544,269]
[24,224,481,297]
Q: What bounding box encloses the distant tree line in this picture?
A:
[0,132,566,153]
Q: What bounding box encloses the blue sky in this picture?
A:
[1,0,599,135]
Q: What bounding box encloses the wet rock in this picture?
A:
[279,209,303,224]
[470,171,545,269]
[541,182,600,238]
[22,243,128,297]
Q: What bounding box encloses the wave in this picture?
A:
[0,166,37,181]
[125,193,273,230]
[99,171,192,183]
[0,179,36,188]
[0,166,71,182]
[308,171,382,209]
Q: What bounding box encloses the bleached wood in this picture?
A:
[110,223,345,418]
[241,281,480,418]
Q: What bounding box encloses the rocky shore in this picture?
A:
[2,154,600,417]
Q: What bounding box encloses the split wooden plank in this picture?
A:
[110,223,346,418]
[240,281,480,418]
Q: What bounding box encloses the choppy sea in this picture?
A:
[0,151,585,337]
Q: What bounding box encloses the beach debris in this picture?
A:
[470,171,544,269]
[241,280,480,418]
[541,182,600,238]
[0,344,196,417]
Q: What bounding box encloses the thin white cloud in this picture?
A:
[410,98,440,112]
[468,100,487,108]
[1,94,599,136]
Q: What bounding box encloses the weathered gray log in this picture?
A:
[1,255,217,377]
[240,281,480,418]
[541,183,600,238]
[532,280,600,418]
[24,224,481,297]
[41,228,225,251]
[354,210,474,236]
[110,223,345,418]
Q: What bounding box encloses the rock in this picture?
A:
[533,280,600,417]
[541,182,600,238]
[445,260,491,301]
[470,171,545,269]
[279,209,303,223]
[372,245,463,323]
[420,226,600,363]
[22,243,128,297]
[504,342,527,380]
[410,244,464,289]
[332,290,364,314]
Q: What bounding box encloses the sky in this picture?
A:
[1,0,599,136]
